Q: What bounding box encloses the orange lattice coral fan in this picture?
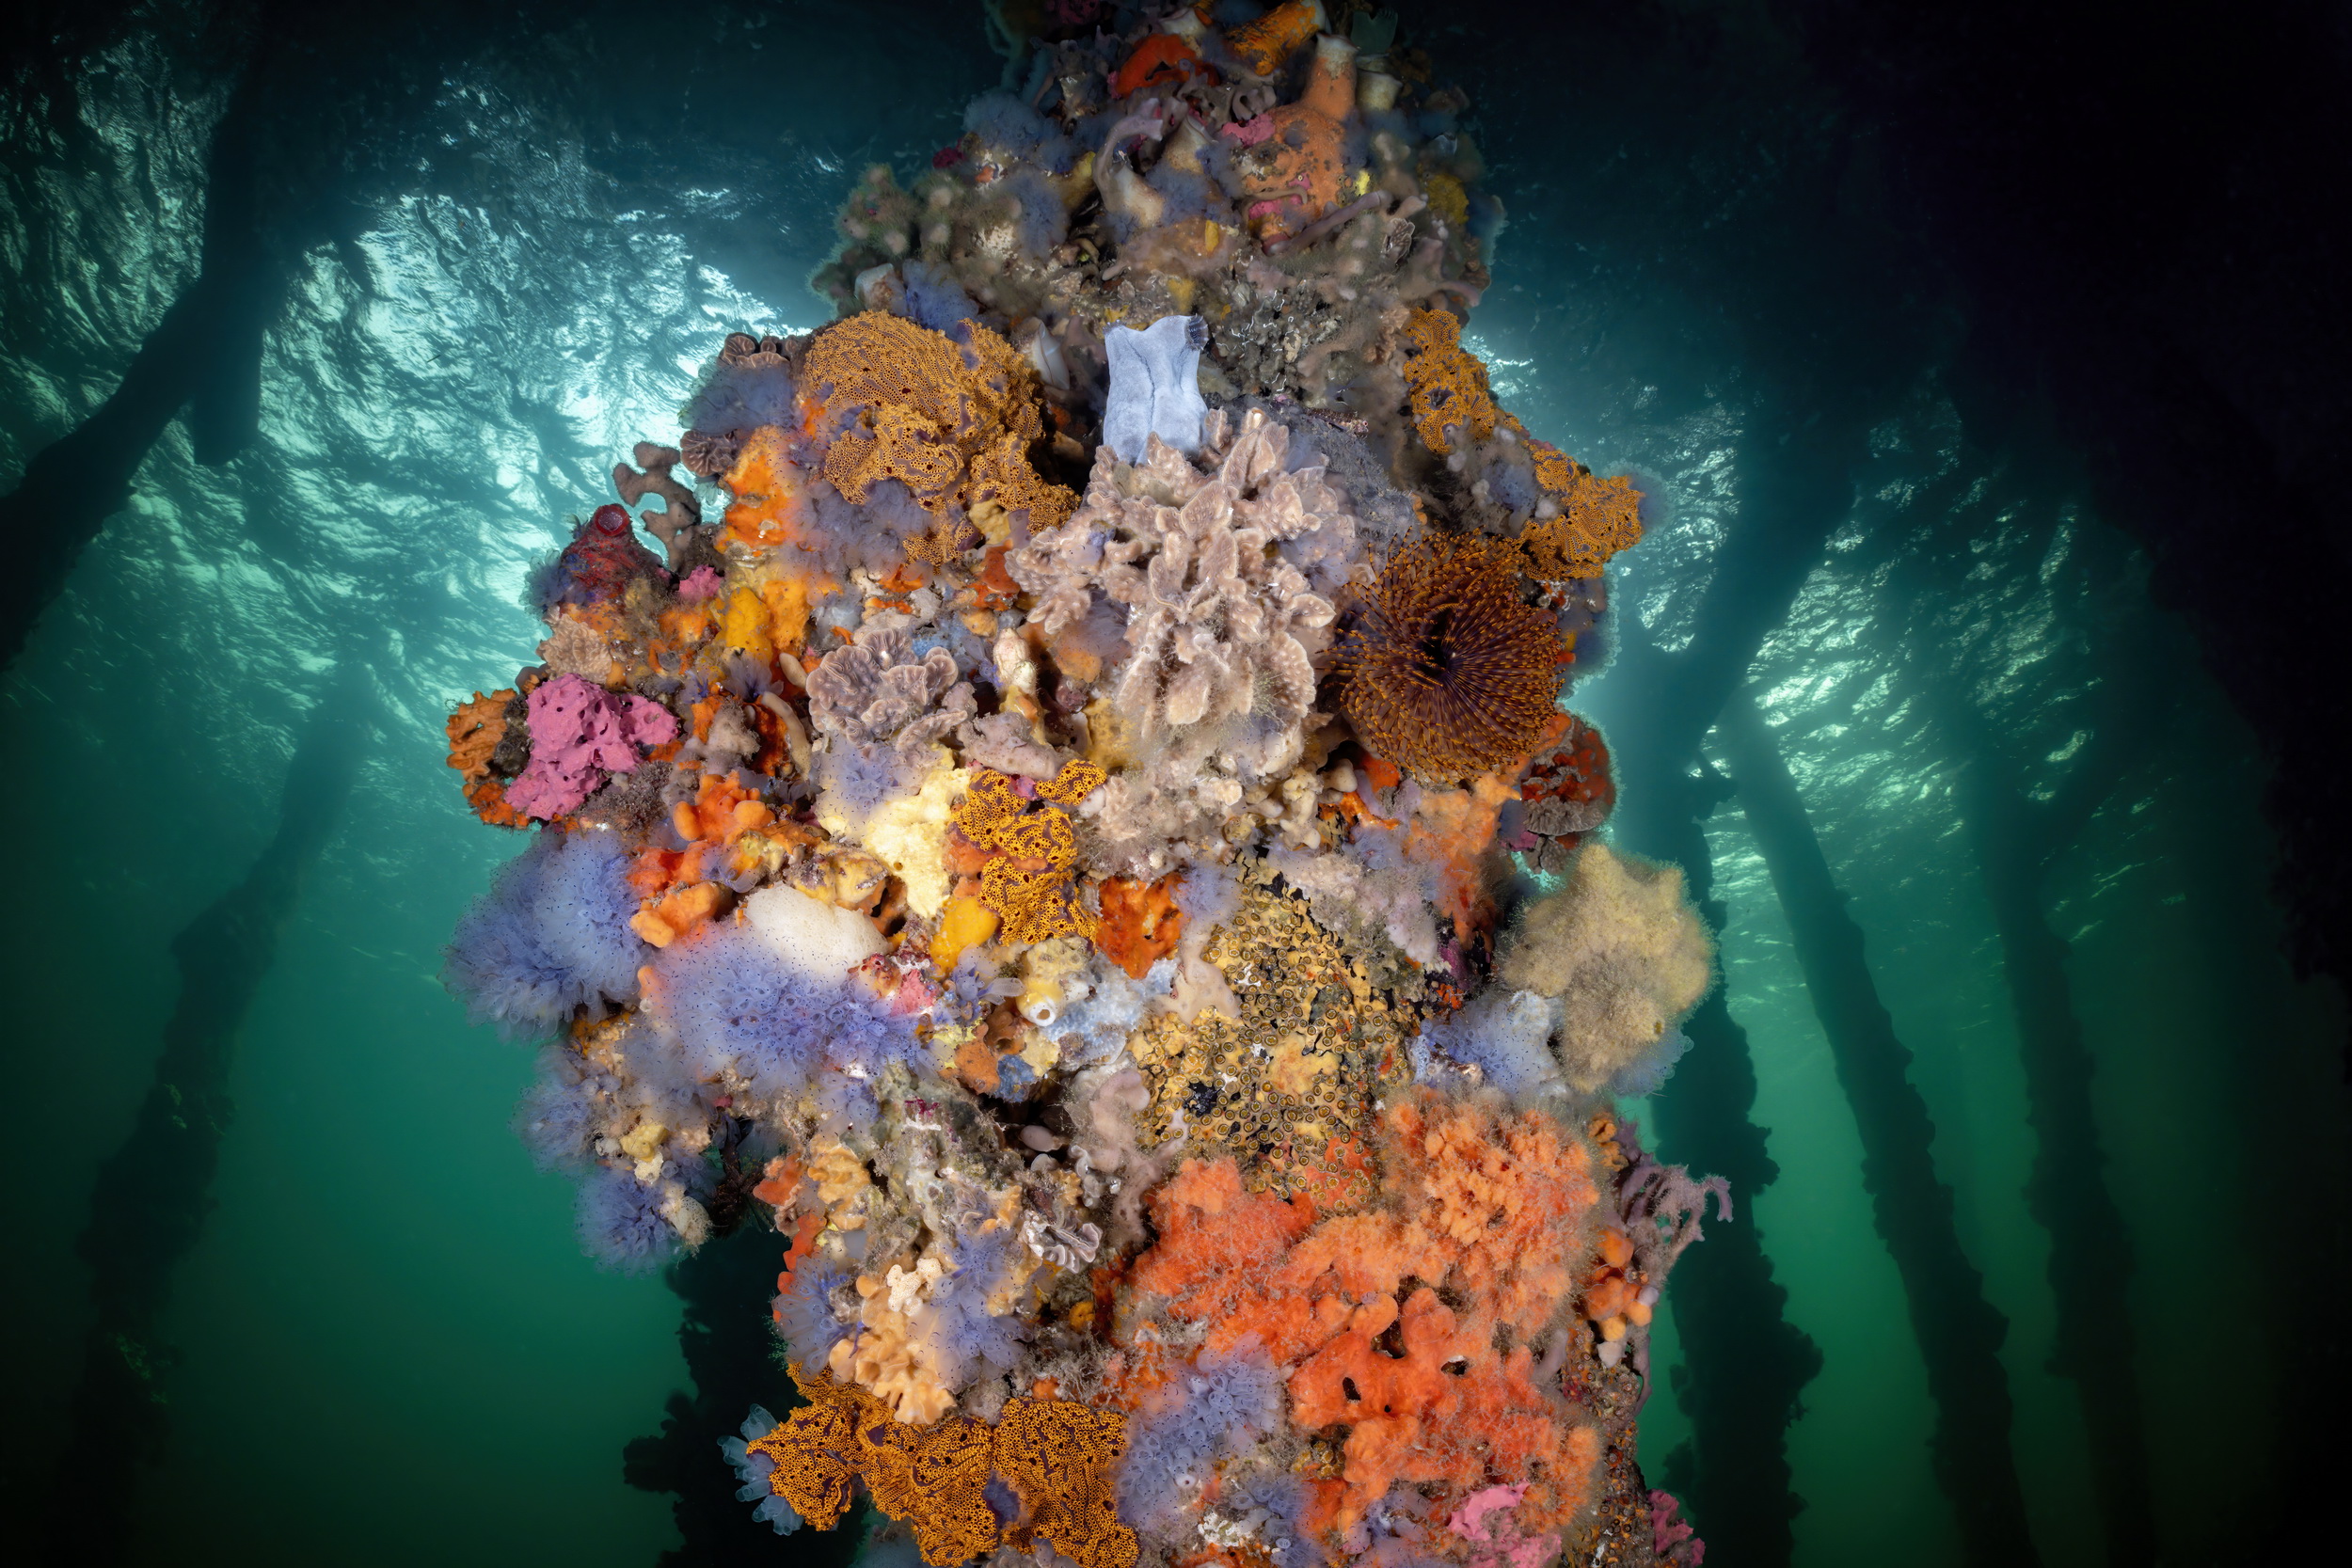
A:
[1094,873,1184,979]
[1399,308,1498,455]
[748,1369,875,1532]
[994,1395,1139,1568]
[745,1368,1135,1568]
[860,1411,999,1567]
[1338,535,1565,784]
[953,769,1095,943]
[1516,427,1645,580]
[1124,1091,1605,1540]
[446,689,530,828]
[804,314,1076,532]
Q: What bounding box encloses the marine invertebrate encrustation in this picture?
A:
[439,8,1705,1565]
[1337,533,1565,784]
[1013,405,1348,758]
[805,311,1076,536]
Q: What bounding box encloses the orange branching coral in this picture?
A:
[446,690,531,828]
[1124,1093,1605,1539]
[1399,308,1498,455]
[994,1395,1139,1568]
[1516,428,1645,580]
[804,314,1076,532]
[1397,1091,1597,1339]
[1338,535,1565,784]
[745,1369,1134,1568]
[1095,873,1184,979]
[953,770,1095,942]
[1287,1286,1562,1530]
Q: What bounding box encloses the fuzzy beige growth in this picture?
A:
[1499,842,1714,1094]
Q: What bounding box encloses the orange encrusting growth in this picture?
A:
[1223,0,1322,75]
[803,313,1076,534]
[445,689,531,828]
[721,425,818,553]
[1094,873,1185,978]
[1392,772,1518,940]
[627,773,818,946]
[747,1366,1137,1568]
[952,767,1099,943]
[717,574,815,665]
[1124,1092,1605,1541]
[1399,308,1499,455]
[1111,31,1208,99]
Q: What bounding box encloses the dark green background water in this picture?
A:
[5,3,2344,1563]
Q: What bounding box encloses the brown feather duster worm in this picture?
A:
[1337,533,1565,783]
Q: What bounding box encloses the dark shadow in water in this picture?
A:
[623,1159,867,1568]
[1890,500,2169,1568]
[40,667,370,1565]
[1600,412,1878,1565]
[0,48,285,671]
[1715,691,2039,1565]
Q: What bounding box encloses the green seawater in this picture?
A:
[4,4,2343,1565]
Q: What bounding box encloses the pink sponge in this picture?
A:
[1448,1485,1560,1568]
[505,673,678,820]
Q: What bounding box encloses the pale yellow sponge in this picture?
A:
[1498,842,1714,1095]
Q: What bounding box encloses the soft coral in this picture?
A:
[1122,1091,1608,1543]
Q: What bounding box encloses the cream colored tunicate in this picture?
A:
[743,882,888,979]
